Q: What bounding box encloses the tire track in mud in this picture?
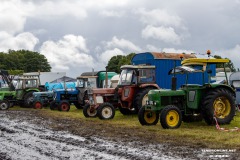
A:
[0,111,183,160]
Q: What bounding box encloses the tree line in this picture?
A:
[0,50,236,74]
[0,50,51,73]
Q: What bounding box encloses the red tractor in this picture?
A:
[83,65,160,119]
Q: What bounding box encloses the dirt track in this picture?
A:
[0,110,239,160]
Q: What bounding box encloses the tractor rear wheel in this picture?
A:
[24,91,35,108]
[138,106,159,125]
[0,100,9,110]
[201,88,235,125]
[74,102,82,109]
[134,88,154,112]
[97,102,115,120]
[160,105,182,129]
[118,106,135,115]
[83,104,97,118]
[58,101,70,112]
[33,101,43,109]
[182,114,203,123]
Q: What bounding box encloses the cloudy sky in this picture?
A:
[0,0,240,77]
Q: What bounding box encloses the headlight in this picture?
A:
[53,93,57,100]
[89,96,94,105]
[146,100,157,105]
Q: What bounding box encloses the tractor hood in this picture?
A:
[148,89,185,97]
[91,88,115,94]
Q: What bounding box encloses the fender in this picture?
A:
[138,83,160,89]
[25,88,40,93]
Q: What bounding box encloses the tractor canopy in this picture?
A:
[181,58,229,71]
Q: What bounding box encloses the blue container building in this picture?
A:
[131,52,216,89]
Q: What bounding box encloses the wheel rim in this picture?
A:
[0,102,8,110]
[87,107,97,117]
[101,106,113,119]
[166,110,179,127]
[61,103,69,111]
[142,94,148,106]
[35,102,42,109]
[144,111,157,124]
[27,96,34,105]
[213,96,231,119]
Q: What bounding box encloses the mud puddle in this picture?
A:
[0,110,237,160]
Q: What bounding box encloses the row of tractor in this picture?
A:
[1,51,239,129]
[0,70,118,110]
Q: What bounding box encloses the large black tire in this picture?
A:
[9,102,14,108]
[50,101,58,110]
[24,91,35,108]
[97,102,115,120]
[138,106,159,125]
[0,100,9,110]
[201,88,235,125]
[83,104,97,118]
[134,88,154,112]
[118,106,135,115]
[74,102,82,109]
[182,114,203,123]
[160,105,182,129]
[58,100,70,112]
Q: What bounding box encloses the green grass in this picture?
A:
[9,106,240,149]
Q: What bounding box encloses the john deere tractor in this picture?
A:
[138,54,236,129]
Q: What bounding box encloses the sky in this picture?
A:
[0,0,240,77]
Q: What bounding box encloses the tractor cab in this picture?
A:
[15,75,41,107]
[118,65,156,86]
[15,77,39,90]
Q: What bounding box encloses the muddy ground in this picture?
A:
[0,110,239,160]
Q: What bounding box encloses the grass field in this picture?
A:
[10,106,240,149]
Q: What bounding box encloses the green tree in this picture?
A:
[1,50,51,72]
[213,55,236,72]
[107,53,135,73]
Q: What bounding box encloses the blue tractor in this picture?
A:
[49,71,116,111]
[32,82,76,109]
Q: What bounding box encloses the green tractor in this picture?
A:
[15,74,44,108]
[138,56,236,129]
[0,70,16,110]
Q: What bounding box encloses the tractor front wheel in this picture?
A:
[0,100,9,110]
[160,105,182,129]
[33,101,43,109]
[58,101,70,112]
[201,88,235,125]
[138,106,159,125]
[97,102,115,120]
[83,104,97,118]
